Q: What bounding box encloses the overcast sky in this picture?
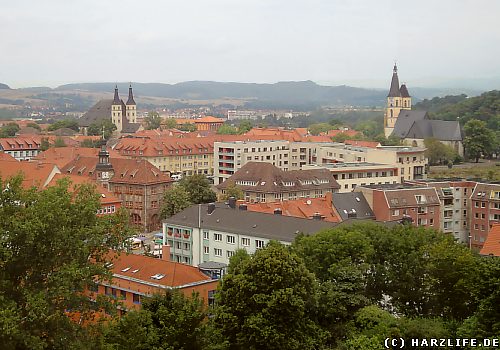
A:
[1,0,499,88]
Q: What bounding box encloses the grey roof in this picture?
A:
[399,84,410,98]
[398,114,463,141]
[388,65,401,97]
[78,99,113,127]
[392,110,428,138]
[113,86,121,105]
[332,192,375,220]
[127,85,136,105]
[165,203,337,242]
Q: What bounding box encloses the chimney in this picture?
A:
[239,204,247,211]
[207,203,216,214]
[228,196,236,209]
[274,208,282,215]
[161,244,171,261]
[312,212,322,220]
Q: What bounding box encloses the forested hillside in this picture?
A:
[414,90,500,131]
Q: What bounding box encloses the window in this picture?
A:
[475,201,479,208]
[203,230,209,240]
[255,240,265,249]
[214,233,222,242]
[214,248,222,257]
[227,235,235,244]
[133,294,140,304]
[204,246,209,254]
[392,209,399,216]
[120,290,126,300]
[481,202,486,208]
[227,250,235,258]
[241,237,250,246]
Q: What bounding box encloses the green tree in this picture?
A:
[40,137,50,151]
[220,183,243,200]
[216,124,239,135]
[47,119,79,132]
[80,139,100,148]
[163,118,177,129]
[160,184,192,218]
[179,174,217,204]
[87,119,117,140]
[0,175,133,349]
[178,123,197,132]
[104,290,207,350]
[212,241,328,350]
[237,120,253,134]
[53,137,67,147]
[0,122,20,137]
[27,122,41,131]
[424,138,457,165]
[308,122,333,135]
[464,119,496,162]
[144,111,161,130]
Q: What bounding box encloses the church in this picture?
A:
[78,85,142,135]
[383,65,464,156]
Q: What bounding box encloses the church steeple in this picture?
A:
[388,63,401,97]
[126,84,136,105]
[112,85,121,105]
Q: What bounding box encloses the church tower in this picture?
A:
[111,85,123,133]
[95,145,114,188]
[126,84,137,124]
[384,64,411,137]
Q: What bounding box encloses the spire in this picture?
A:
[387,63,401,97]
[112,85,121,105]
[126,84,136,105]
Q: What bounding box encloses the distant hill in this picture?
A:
[0,83,10,89]
[56,81,388,109]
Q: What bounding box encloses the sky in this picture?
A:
[1,0,499,89]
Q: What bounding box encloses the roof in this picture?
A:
[61,156,172,185]
[332,192,375,220]
[33,147,100,168]
[217,162,340,193]
[392,110,428,138]
[369,186,441,208]
[48,173,121,205]
[193,116,224,123]
[51,127,77,136]
[480,224,500,256]
[243,192,341,222]
[471,182,500,200]
[388,65,401,97]
[78,100,113,127]
[0,160,60,189]
[106,251,213,288]
[344,140,381,148]
[400,84,410,98]
[126,85,136,105]
[0,151,16,161]
[165,203,337,242]
[0,136,42,150]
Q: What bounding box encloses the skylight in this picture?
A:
[151,274,165,280]
[121,267,131,272]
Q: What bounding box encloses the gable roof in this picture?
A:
[392,111,463,141]
[216,162,340,193]
[0,160,60,189]
[332,192,375,220]
[392,110,428,138]
[480,224,500,257]
[33,147,100,168]
[165,203,337,242]
[78,100,113,127]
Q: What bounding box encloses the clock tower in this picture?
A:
[96,145,114,187]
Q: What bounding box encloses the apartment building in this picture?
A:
[88,250,219,314]
[302,162,400,192]
[162,202,336,266]
[216,162,340,203]
[356,184,440,229]
[480,224,500,256]
[470,183,500,249]
[314,144,427,182]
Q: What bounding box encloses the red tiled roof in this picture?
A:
[0,151,16,161]
[243,192,340,222]
[0,160,60,189]
[34,147,100,168]
[106,251,211,288]
[345,140,381,148]
[480,224,500,256]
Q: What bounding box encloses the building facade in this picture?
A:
[0,136,41,160]
[470,183,500,249]
[384,64,412,137]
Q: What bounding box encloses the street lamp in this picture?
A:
[468,235,472,250]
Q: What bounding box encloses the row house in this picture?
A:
[356,184,441,229]
[216,162,340,203]
[88,250,219,315]
[61,148,173,231]
[163,202,336,266]
[0,136,42,160]
[302,162,400,192]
